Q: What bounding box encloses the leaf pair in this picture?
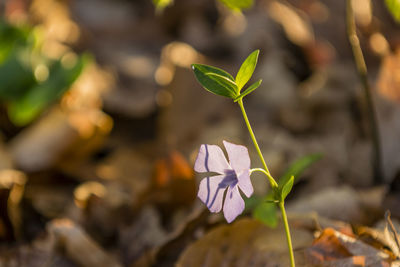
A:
[252,154,322,227]
[192,50,261,101]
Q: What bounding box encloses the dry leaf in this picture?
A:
[10,108,112,172]
[306,228,352,263]
[153,150,194,187]
[306,228,391,266]
[132,205,208,267]
[176,218,313,267]
[357,211,400,260]
[120,206,167,265]
[152,150,196,207]
[46,218,122,267]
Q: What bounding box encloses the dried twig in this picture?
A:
[346,0,383,184]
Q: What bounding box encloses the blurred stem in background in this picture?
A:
[346,0,383,185]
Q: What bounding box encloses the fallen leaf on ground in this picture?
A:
[176,218,313,267]
[151,150,196,207]
[306,228,391,266]
[46,218,122,267]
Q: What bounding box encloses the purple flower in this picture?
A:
[194,140,253,223]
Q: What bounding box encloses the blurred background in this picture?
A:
[1,0,400,266]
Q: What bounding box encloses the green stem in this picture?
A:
[238,98,294,266]
[250,168,277,187]
[238,99,277,188]
[279,201,295,267]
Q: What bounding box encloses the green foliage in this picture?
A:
[252,154,322,227]
[253,200,278,227]
[0,21,30,63]
[192,50,260,100]
[152,0,173,12]
[8,54,90,125]
[206,73,238,96]
[218,0,253,11]
[234,79,262,102]
[279,153,322,189]
[192,64,237,98]
[279,175,294,201]
[0,20,88,126]
[0,21,34,101]
[0,51,35,101]
[235,50,259,92]
[385,0,400,23]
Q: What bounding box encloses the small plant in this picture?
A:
[0,20,89,126]
[192,50,297,266]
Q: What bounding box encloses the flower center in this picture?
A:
[219,169,238,188]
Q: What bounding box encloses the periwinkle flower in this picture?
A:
[194,140,253,223]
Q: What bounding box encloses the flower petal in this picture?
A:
[223,140,250,173]
[223,185,245,223]
[237,169,253,198]
[198,175,226,213]
[194,144,230,174]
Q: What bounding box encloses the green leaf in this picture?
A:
[152,0,173,13]
[280,175,294,201]
[207,73,238,95]
[253,201,278,228]
[0,21,35,101]
[244,195,263,211]
[234,79,262,102]
[0,50,35,101]
[192,64,237,98]
[8,54,90,125]
[385,0,400,23]
[0,20,30,63]
[192,64,235,81]
[251,153,322,227]
[279,153,322,190]
[235,50,259,91]
[218,0,253,11]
